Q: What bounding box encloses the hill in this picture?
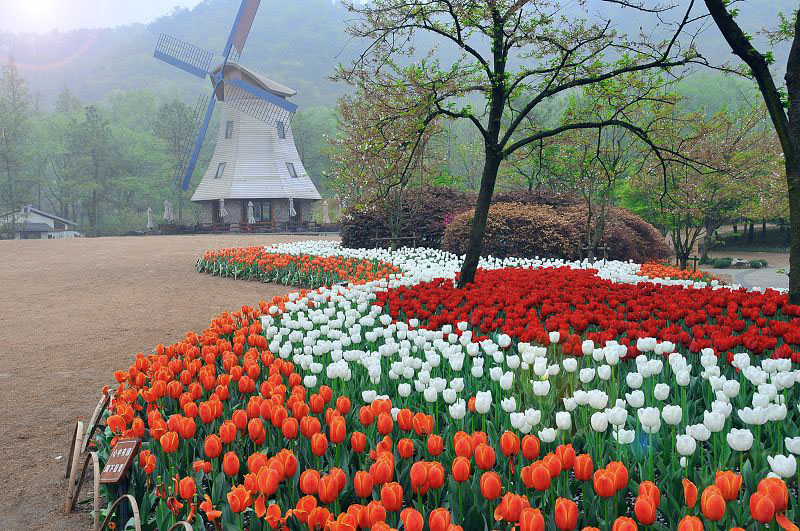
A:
[0,0,792,109]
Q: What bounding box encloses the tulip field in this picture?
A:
[98,241,800,530]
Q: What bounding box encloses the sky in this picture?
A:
[0,0,205,33]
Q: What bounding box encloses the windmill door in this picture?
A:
[211,201,221,223]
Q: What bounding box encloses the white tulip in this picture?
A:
[579,368,596,384]
[768,454,797,478]
[499,371,514,391]
[676,434,697,456]
[501,397,517,413]
[556,411,572,431]
[786,437,800,455]
[626,372,643,389]
[591,411,609,432]
[769,403,788,422]
[449,400,466,420]
[638,407,661,433]
[442,388,457,404]
[727,428,754,452]
[607,406,628,426]
[613,428,635,444]
[597,365,611,380]
[625,390,645,409]
[475,391,492,414]
[533,380,551,396]
[563,397,577,412]
[653,383,670,401]
[703,411,725,433]
[587,390,609,410]
[722,379,740,398]
[661,405,682,425]
[676,370,691,387]
[303,375,317,388]
[423,387,438,403]
[582,340,594,356]
[539,427,557,443]
[687,424,711,442]
[563,358,578,373]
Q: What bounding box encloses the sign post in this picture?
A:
[99,438,140,528]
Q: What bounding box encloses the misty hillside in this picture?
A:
[0,0,792,109]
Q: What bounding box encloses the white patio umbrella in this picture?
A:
[219,198,229,220]
[288,197,297,218]
[146,207,154,229]
[163,199,175,222]
[247,201,256,224]
[322,200,330,224]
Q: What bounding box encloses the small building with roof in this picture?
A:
[0,205,80,239]
[190,62,321,228]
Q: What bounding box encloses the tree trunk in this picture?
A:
[787,162,800,304]
[700,227,714,262]
[747,220,754,242]
[762,218,767,239]
[732,223,737,234]
[91,189,98,236]
[458,153,501,286]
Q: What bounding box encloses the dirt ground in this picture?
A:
[0,233,337,530]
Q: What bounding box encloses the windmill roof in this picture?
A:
[211,62,297,98]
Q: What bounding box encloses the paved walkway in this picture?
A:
[701,267,788,290]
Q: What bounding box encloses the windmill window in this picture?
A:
[225,121,234,139]
[286,162,297,178]
[214,162,226,178]
[276,121,285,139]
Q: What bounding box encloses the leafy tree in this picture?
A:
[329,60,445,249]
[0,58,33,234]
[154,98,194,221]
[703,1,800,300]
[340,0,711,286]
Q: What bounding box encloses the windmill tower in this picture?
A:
[191,62,321,225]
[152,0,321,228]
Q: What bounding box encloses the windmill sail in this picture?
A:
[223,78,297,126]
[154,34,213,79]
[230,0,261,57]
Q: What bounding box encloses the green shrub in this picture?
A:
[749,259,763,269]
[713,257,733,268]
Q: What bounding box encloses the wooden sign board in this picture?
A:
[99,438,140,484]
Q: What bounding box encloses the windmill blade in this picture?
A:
[171,94,209,189]
[181,92,218,190]
[225,0,261,60]
[223,78,297,127]
[154,33,213,79]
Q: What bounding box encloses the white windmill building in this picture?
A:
[190,62,321,227]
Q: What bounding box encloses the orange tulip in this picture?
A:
[715,470,742,502]
[364,500,387,527]
[427,434,444,456]
[556,444,575,470]
[529,462,552,491]
[376,412,393,435]
[543,453,562,479]
[493,492,530,523]
[452,456,471,483]
[677,515,703,531]
[427,461,445,489]
[400,508,424,531]
[521,435,541,461]
[573,454,593,481]
[226,485,251,513]
[397,409,414,432]
[281,417,299,439]
[329,416,346,445]
[219,420,236,444]
[308,507,333,530]
[300,469,320,495]
[232,409,247,431]
[335,395,351,414]
[350,431,366,453]
[429,508,451,531]
[204,434,222,459]
[633,495,656,526]
[683,478,698,509]
[160,431,179,453]
[354,470,373,498]
[638,481,660,508]
[554,498,578,530]
[257,467,279,496]
[398,438,415,459]
[410,461,429,494]
[223,451,240,477]
[358,406,374,427]
[294,495,318,524]
[380,482,403,512]
[454,434,473,459]
[311,432,328,457]
[500,431,521,457]
[475,443,497,470]
[749,491,776,523]
[519,508,545,531]
[607,461,628,492]
[758,477,789,513]
[593,469,616,498]
[318,474,338,504]
[480,471,502,500]
[612,517,638,531]
[413,413,434,436]
[178,476,196,500]
[701,486,726,521]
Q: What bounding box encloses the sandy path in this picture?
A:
[0,233,337,530]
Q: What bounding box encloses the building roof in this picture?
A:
[17,222,54,232]
[211,62,297,98]
[1,205,76,225]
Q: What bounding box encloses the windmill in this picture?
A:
[153,0,298,191]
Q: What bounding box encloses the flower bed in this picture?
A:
[638,262,721,285]
[94,242,800,530]
[196,245,400,288]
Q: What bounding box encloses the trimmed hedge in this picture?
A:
[340,186,474,249]
[441,202,671,262]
